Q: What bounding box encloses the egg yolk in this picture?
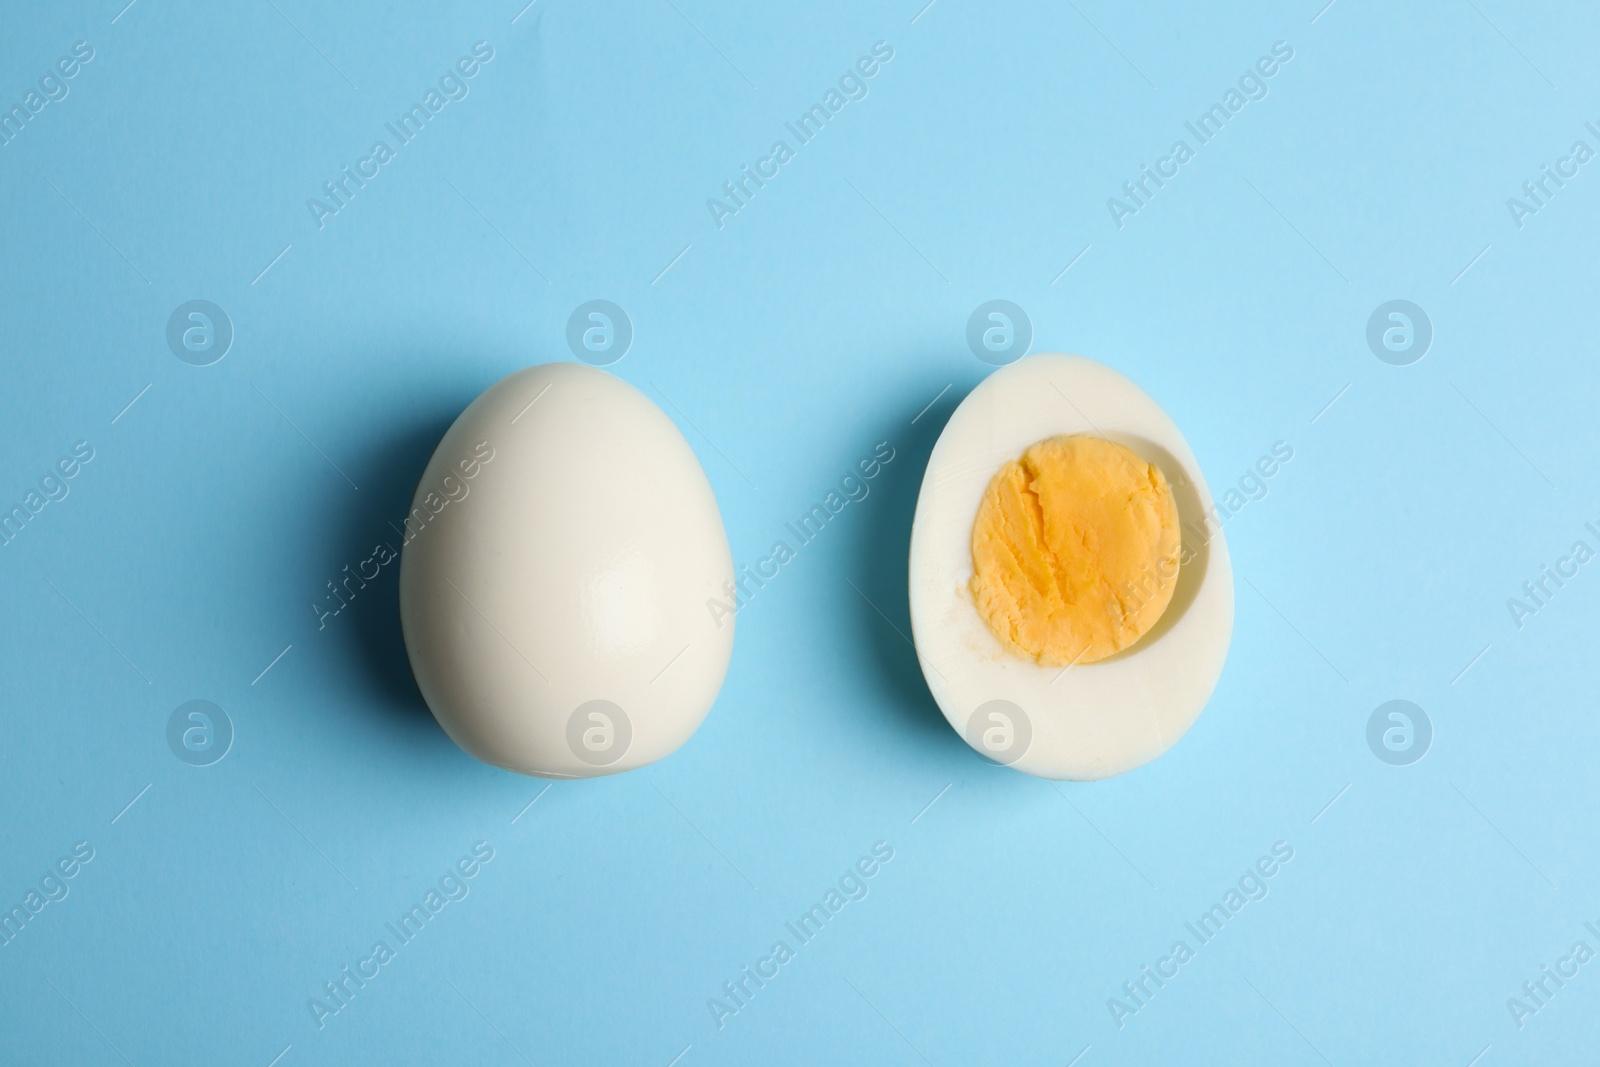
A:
[969,434,1180,666]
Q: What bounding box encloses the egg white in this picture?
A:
[400,363,735,779]
[907,354,1233,780]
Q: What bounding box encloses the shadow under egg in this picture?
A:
[848,380,978,743]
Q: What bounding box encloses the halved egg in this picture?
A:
[908,354,1233,779]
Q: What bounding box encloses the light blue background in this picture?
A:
[2,0,1597,1063]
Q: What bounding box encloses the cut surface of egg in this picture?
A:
[908,354,1233,780]
[969,433,1181,666]
[399,362,735,778]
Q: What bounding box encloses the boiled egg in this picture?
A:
[908,354,1233,779]
[399,363,735,778]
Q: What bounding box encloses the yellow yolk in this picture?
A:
[969,434,1180,666]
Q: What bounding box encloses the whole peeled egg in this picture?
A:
[908,354,1233,780]
[399,362,735,778]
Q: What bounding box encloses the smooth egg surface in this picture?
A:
[399,362,735,778]
[908,354,1233,780]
